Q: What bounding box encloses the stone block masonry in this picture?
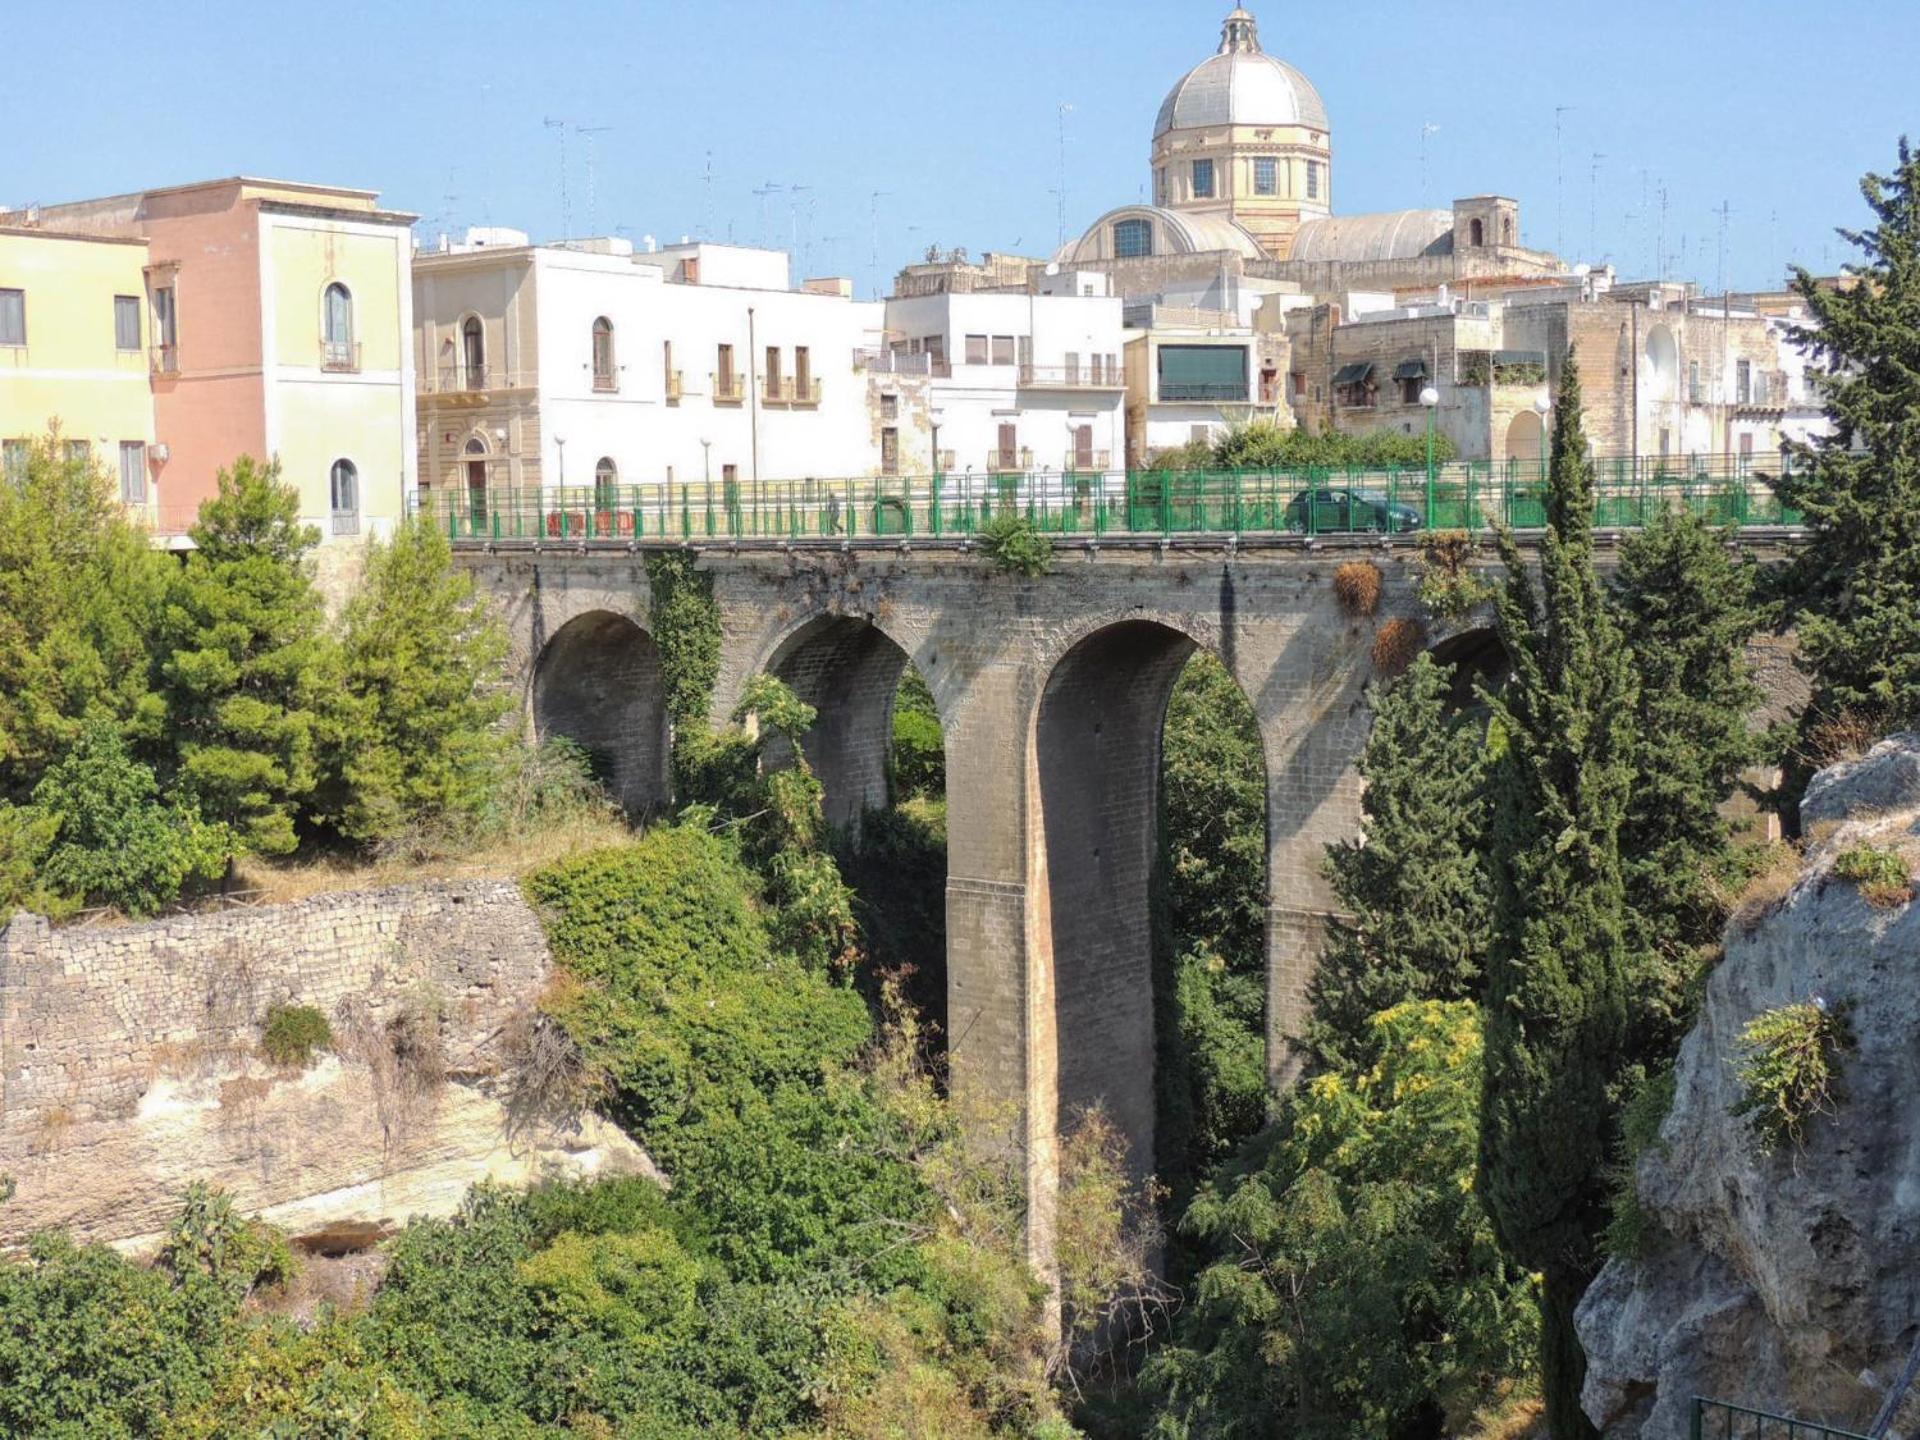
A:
[0,882,653,1252]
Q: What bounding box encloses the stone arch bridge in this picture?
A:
[459,533,1800,1258]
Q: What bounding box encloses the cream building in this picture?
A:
[0,226,158,518]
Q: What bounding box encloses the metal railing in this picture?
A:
[151,343,179,375]
[762,375,823,405]
[988,447,1035,473]
[421,365,532,395]
[1690,1397,1872,1440]
[1159,382,1251,402]
[322,340,361,373]
[411,452,1804,548]
[1019,362,1124,389]
[665,370,684,402]
[712,372,745,404]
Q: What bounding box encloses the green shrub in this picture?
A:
[1416,530,1495,621]
[891,667,945,800]
[1603,1066,1677,1259]
[261,1003,333,1068]
[976,513,1052,577]
[1832,842,1912,906]
[1732,999,1855,1154]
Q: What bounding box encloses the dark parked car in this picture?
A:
[1283,487,1424,534]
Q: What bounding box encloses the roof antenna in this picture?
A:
[542,117,570,242]
[576,125,614,239]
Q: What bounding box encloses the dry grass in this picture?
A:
[1371,616,1428,679]
[1801,708,1890,768]
[235,811,635,905]
[1333,560,1384,618]
[1458,1384,1546,1440]
[1729,842,1806,937]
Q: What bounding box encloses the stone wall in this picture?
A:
[0,882,652,1252]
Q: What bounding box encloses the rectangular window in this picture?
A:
[717,342,735,389]
[1192,158,1215,199]
[64,439,91,466]
[965,333,989,365]
[1736,359,1753,403]
[1306,160,1321,200]
[881,427,899,476]
[765,344,782,398]
[991,334,1015,366]
[1291,370,1307,398]
[996,422,1017,466]
[2,440,28,479]
[1254,157,1278,196]
[1157,344,1248,402]
[119,442,147,504]
[880,393,899,421]
[1739,432,1755,457]
[794,344,811,399]
[1113,218,1154,258]
[0,289,23,347]
[114,295,141,351]
[1065,351,1080,384]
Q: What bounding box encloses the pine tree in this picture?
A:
[1477,351,1638,1440]
[159,457,331,857]
[1778,139,1920,730]
[1609,509,1762,1056]
[1307,651,1491,1069]
[326,521,511,844]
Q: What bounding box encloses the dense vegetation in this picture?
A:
[0,447,524,917]
[1151,421,1460,473]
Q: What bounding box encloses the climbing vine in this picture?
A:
[644,550,723,730]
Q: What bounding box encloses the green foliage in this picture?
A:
[1732,1000,1855,1154]
[645,550,723,731]
[977,513,1053,576]
[1609,506,1764,1050]
[1208,422,1460,472]
[891,667,946,800]
[0,433,171,799]
[30,722,231,916]
[1416,531,1496,621]
[1602,1067,1676,1260]
[260,1003,334,1068]
[731,671,818,745]
[1832,841,1913,905]
[1158,654,1271,1196]
[1779,140,1920,731]
[1143,1002,1537,1440]
[0,803,63,918]
[159,456,331,857]
[159,1182,296,1317]
[324,521,511,844]
[1308,653,1491,1069]
[1477,350,1635,1440]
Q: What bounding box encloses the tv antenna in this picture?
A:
[1554,106,1575,258]
[1056,101,1075,249]
[542,117,571,242]
[576,125,614,239]
[1588,152,1606,262]
[753,181,784,249]
[1420,122,1441,209]
[869,190,891,299]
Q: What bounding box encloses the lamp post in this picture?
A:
[1420,385,1440,525]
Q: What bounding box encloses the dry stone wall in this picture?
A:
[0,882,653,1252]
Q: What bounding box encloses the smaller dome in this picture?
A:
[1154,9,1329,139]
[1057,205,1268,266]
[1288,210,1456,264]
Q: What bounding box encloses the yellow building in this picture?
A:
[0,226,159,518]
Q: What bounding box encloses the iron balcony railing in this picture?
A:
[321,340,361,373]
[421,365,534,395]
[665,370,684,403]
[1019,362,1124,389]
[988,447,1035,473]
[855,348,935,376]
[1159,381,1251,402]
[151,343,179,375]
[762,375,823,406]
[410,451,1805,548]
[712,372,746,404]
[1689,1396,1872,1440]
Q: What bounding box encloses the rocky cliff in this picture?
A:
[0,881,655,1253]
[1578,735,1920,1438]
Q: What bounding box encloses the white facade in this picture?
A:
[878,290,1127,480]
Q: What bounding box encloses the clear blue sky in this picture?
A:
[5,0,1913,297]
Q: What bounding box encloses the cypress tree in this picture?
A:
[1477,351,1638,1440]
[1307,650,1491,1070]
[1609,509,1762,1056]
[159,457,330,857]
[1777,139,1920,731]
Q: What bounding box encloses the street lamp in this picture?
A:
[1420,385,1440,524]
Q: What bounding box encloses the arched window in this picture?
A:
[329,459,359,535]
[1503,216,1514,244]
[1470,218,1485,247]
[463,436,489,526]
[1114,218,1154,259]
[462,315,485,390]
[322,282,354,370]
[594,456,618,508]
[591,317,616,391]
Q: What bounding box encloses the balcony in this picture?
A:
[713,372,746,405]
[1018,362,1124,390]
[322,340,361,374]
[1064,450,1112,472]
[987,447,1034,473]
[151,343,179,375]
[666,370,684,404]
[420,365,532,399]
[591,369,618,394]
[855,348,930,375]
[762,375,823,407]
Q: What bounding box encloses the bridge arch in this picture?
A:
[1028,616,1269,1203]
[760,612,927,829]
[530,610,671,818]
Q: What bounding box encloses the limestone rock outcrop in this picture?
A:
[1577,735,1920,1438]
[0,882,657,1254]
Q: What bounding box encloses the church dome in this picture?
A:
[1153,8,1328,138]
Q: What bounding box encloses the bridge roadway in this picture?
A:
[457,528,1803,1265]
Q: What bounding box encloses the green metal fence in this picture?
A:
[413,454,1803,545]
[1690,1397,1874,1440]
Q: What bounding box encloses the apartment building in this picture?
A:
[414,234,886,512]
[22,178,417,561]
[0,226,158,518]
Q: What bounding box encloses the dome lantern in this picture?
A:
[1219,7,1261,54]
